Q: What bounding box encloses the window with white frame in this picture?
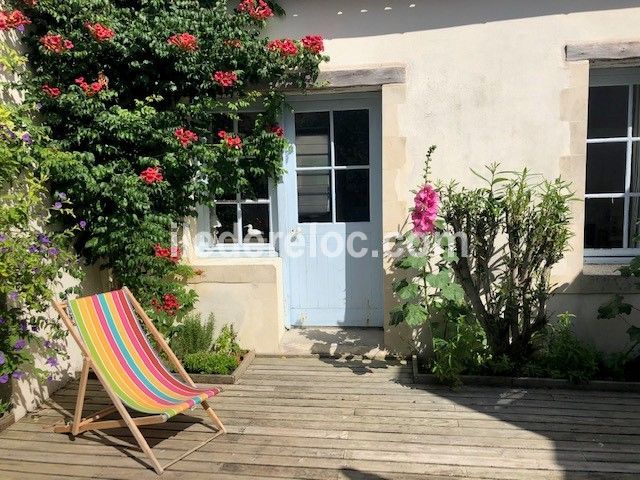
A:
[585,69,640,259]
[197,112,274,253]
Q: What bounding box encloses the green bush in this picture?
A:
[524,313,600,383]
[183,351,239,375]
[427,303,489,386]
[214,324,242,358]
[170,313,215,360]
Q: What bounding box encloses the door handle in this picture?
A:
[290,227,303,241]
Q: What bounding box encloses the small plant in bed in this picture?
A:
[170,315,245,375]
[183,352,239,376]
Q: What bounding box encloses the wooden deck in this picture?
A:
[1,356,640,479]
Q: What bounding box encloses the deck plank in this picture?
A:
[1,356,640,479]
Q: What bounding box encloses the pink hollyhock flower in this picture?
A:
[168,32,198,52]
[213,70,238,87]
[267,39,298,56]
[301,35,324,54]
[411,184,439,237]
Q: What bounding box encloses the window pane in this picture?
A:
[212,204,238,244]
[238,112,259,136]
[632,142,640,193]
[586,142,627,194]
[629,197,640,248]
[295,112,330,167]
[633,86,640,137]
[584,198,624,249]
[241,204,270,243]
[212,113,234,139]
[240,172,269,200]
[336,170,370,222]
[334,110,369,166]
[588,86,628,138]
[297,171,332,223]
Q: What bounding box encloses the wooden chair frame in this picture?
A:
[51,286,226,475]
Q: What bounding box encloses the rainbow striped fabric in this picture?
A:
[68,290,221,419]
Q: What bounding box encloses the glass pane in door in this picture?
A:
[295,112,330,167]
[334,110,369,166]
[297,171,332,223]
[335,170,370,222]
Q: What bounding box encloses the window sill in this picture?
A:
[195,246,277,259]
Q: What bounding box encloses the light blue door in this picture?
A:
[278,94,383,327]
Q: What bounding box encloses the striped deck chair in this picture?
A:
[52,287,225,475]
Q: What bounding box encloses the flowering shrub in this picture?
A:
[17,0,327,337]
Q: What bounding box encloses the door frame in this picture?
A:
[277,92,383,329]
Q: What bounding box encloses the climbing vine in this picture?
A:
[16,0,327,336]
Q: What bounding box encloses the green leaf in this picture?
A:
[598,294,632,319]
[441,283,465,305]
[397,280,420,301]
[404,303,428,327]
[395,255,428,270]
[425,270,452,289]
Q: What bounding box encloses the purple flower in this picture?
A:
[79,220,87,229]
[56,192,67,201]
[17,25,25,33]
[45,357,59,368]
[0,317,5,325]
[28,244,39,253]
[43,340,52,349]
[31,324,39,333]
[37,233,50,245]
[46,375,53,382]
[12,371,25,380]
[0,352,5,365]
[0,374,8,384]
[14,339,27,351]
[21,133,32,145]
[48,247,59,256]
[19,320,27,332]
[0,233,5,242]
[8,291,18,301]
[53,202,62,210]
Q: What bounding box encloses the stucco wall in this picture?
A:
[267,0,640,354]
